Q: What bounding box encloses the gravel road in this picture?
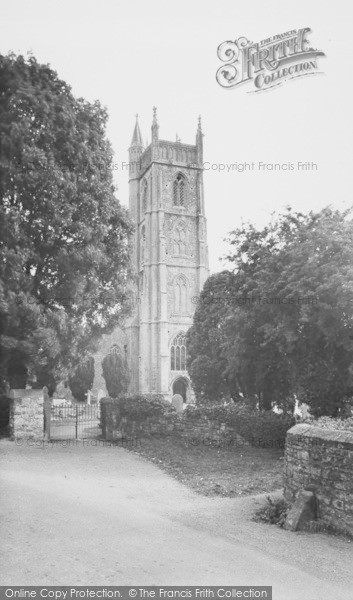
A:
[0,440,352,599]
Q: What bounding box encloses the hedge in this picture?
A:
[184,403,295,448]
[100,396,295,448]
[101,394,176,423]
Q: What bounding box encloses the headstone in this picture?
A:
[299,402,311,418]
[172,394,184,413]
[97,389,106,402]
[54,381,73,401]
[284,489,317,531]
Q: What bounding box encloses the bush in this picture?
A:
[101,353,129,398]
[69,356,94,402]
[184,402,295,448]
[101,394,176,424]
[254,495,290,527]
[183,403,230,423]
[234,410,295,448]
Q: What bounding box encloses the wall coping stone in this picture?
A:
[287,423,353,448]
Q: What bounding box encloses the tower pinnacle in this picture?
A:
[130,114,143,147]
[196,115,203,163]
[151,106,159,142]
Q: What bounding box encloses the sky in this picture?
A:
[1,0,352,272]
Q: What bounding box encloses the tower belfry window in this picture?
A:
[173,173,185,206]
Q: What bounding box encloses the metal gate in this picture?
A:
[50,403,101,440]
[0,396,10,438]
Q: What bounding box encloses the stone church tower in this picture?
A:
[92,109,209,403]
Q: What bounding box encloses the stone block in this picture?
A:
[171,394,184,413]
[284,490,317,531]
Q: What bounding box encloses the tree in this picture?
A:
[186,271,240,403]
[0,53,133,394]
[102,352,129,398]
[188,207,353,416]
[224,207,353,416]
[68,356,95,402]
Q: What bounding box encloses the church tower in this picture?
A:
[125,109,209,402]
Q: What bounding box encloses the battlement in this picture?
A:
[138,140,200,174]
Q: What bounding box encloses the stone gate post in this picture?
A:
[9,388,45,441]
[43,386,52,441]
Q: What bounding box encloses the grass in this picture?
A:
[128,434,284,497]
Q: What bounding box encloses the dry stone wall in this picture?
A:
[100,400,247,448]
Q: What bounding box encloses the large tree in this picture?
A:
[188,208,353,416]
[0,53,133,394]
[186,271,239,403]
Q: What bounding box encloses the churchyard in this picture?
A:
[1,49,353,596]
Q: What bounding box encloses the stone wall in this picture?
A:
[101,400,246,447]
[101,402,176,440]
[9,389,45,440]
[284,423,353,536]
[174,415,244,446]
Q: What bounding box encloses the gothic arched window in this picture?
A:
[173,173,185,206]
[142,179,148,213]
[174,274,188,314]
[170,333,187,371]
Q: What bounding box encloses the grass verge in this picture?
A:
[128,434,284,497]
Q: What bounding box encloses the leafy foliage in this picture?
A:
[253,495,290,527]
[101,394,176,423]
[232,410,295,448]
[187,208,353,416]
[68,356,94,402]
[101,352,129,398]
[0,53,133,394]
[184,403,295,447]
[186,271,239,403]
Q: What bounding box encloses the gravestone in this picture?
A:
[172,394,184,413]
[97,389,106,402]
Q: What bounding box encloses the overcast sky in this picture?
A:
[1,0,352,271]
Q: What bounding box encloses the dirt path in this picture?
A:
[0,440,352,598]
